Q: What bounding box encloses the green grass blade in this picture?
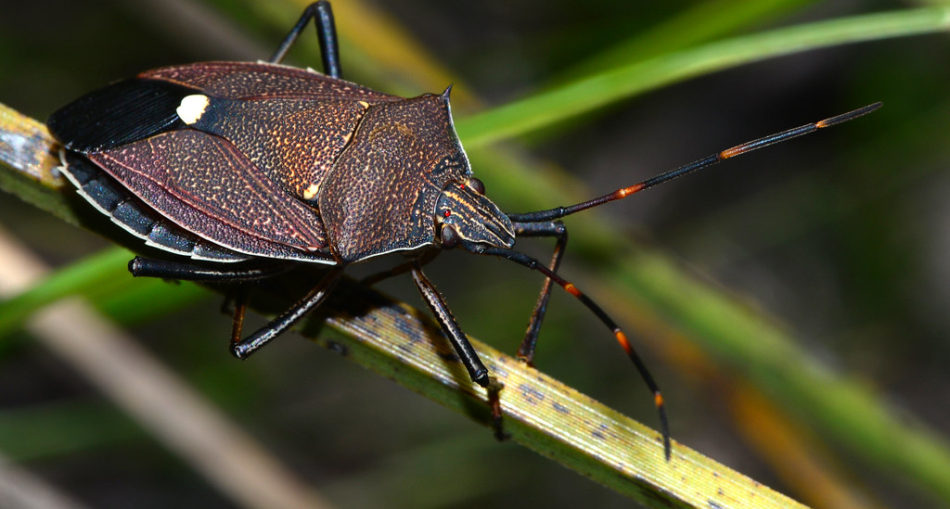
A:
[0,248,131,338]
[458,6,950,147]
[0,246,210,339]
[551,0,815,81]
[0,402,139,462]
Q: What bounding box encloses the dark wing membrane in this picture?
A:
[48,79,199,153]
[140,62,400,103]
[89,130,334,262]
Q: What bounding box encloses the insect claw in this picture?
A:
[230,343,250,360]
[472,368,490,387]
[128,256,143,276]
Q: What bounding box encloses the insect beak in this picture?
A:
[480,213,516,248]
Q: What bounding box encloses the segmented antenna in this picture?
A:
[509,102,882,222]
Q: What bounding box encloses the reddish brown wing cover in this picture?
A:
[191,97,369,201]
[90,130,334,261]
[141,62,396,102]
[142,62,402,202]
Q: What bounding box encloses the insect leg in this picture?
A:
[131,257,301,350]
[269,1,342,78]
[231,268,344,359]
[473,244,671,460]
[229,287,249,347]
[486,377,507,441]
[411,263,507,437]
[410,263,489,387]
[128,257,291,281]
[360,250,438,287]
[510,221,568,365]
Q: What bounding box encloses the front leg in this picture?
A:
[411,263,488,386]
[360,250,439,287]
[411,263,508,438]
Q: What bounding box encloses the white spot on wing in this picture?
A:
[176,94,210,125]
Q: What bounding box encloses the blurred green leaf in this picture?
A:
[458,6,950,147]
[0,248,132,338]
[551,0,816,81]
[0,401,138,462]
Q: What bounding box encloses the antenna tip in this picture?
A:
[816,101,883,128]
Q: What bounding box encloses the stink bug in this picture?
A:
[46,1,879,460]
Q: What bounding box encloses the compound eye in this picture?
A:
[441,224,459,248]
[467,177,485,195]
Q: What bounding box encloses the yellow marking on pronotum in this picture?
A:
[302,183,320,200]
[176,94,210,125]
[358,100,370,109]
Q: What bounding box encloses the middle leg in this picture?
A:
[511,221,567,364]
[231,267,344,359]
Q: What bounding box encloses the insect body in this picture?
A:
[47,1,879,460]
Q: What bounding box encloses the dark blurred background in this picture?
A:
[1,0,948,507]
